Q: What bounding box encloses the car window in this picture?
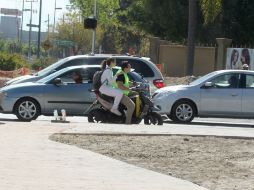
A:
[56,68,89,84]
[36,57,70,77]
[116,59,154,77]
[210,73,240,88]
[128,72,143,82]
[245,74,254,88]
[57,58,105,71]
[86,67,101,82]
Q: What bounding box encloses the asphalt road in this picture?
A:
[0,113,254,128]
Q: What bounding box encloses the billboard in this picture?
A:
[226,48,254,70]
[0,8,22,16]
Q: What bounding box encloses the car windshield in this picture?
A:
[189,71,220,86]
[35,57,70,77]
[36,67,70,83]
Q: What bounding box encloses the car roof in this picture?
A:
[215,69,254,75]
[64,65,134,72]
[64,54,151,61]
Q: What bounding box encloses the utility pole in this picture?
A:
[20,0,25,43]
[28,1,33,59]
[53,0,62,34]
[37,0,42,58]
[91,0,97,54]
[47,14,50,35]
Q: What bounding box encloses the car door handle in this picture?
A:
[231,94,238,97]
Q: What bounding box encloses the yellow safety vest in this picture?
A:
[113,70,129,95]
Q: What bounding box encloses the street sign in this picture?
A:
[53,40,76,47]
[0,8,22,16]
[26,24,39,27]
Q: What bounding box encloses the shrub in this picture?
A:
[31,57,57,71]
[0,52,27,71]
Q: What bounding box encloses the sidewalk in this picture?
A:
[0,121,209,190]
[0,120,208,190]
[1,116,254,190]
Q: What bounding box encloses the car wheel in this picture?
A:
[171,100,195,123]
[144,112,163,125]
[14,98,40,122]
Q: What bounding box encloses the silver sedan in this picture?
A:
[0,65,149,121]
[153,70,254,123]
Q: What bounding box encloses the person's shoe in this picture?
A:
[110,108,122,116]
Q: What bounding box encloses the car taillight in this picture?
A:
[153,79,164,89]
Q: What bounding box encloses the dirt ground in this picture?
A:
[50,134,254,190]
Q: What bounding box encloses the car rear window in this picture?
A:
[116,59,154,77]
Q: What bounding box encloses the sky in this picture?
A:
[0,0,70,32]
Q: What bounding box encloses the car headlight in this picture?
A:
[152,91,175,99]
[0,91,8,102]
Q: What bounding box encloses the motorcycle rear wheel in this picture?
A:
[88,109,105,123]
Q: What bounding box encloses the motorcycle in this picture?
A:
[86,83,163,125]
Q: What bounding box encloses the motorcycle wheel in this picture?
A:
[144,112,163,125]
[132,117,143,124]
[88,109,106,123]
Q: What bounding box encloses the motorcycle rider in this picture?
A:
[114,61,135,124]
[99,58,123,116]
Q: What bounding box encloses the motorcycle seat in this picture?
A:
[99,93,114,102]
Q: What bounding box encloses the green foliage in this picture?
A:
[67,0,254,51]
[200,0,222,25]
[0,52,27,71]
[31,57,57,71]
[220,0,254,45]
[53,11,103,54]
[122,0,189,42]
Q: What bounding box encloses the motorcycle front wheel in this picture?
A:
[144,112,163,125]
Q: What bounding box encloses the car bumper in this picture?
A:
[152,94,176,115]
[0,95,18,113]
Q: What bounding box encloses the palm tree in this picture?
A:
[186,0,222,76]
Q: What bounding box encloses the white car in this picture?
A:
[153,70,254,123]
[6,54,164,93]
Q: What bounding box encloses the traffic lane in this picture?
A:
[164,117,254,128]
[0,113,254,128]
[0,113,88,123]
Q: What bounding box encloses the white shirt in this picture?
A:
[100,66,117,86]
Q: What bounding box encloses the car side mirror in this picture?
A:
[50,69,57,74]
[53,78,62,86]
[202,82,213,88]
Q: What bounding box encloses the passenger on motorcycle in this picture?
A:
[114,61,136,124]
[99,58,123,116]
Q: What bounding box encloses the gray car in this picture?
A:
[153,70,254,123]
[0,65,149,121]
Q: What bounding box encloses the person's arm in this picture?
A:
[116,74,129,90]
[101,69,114,85]
[117,81,129,91]
[106,70,123,85]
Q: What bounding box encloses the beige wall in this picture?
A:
[159,45,216,77]
[193,47,216,76]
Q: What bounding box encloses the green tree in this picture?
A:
[53,12,103,54]
[186,0,222,75]
[69,0,148,54]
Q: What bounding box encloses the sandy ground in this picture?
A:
[50,134,254,190]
